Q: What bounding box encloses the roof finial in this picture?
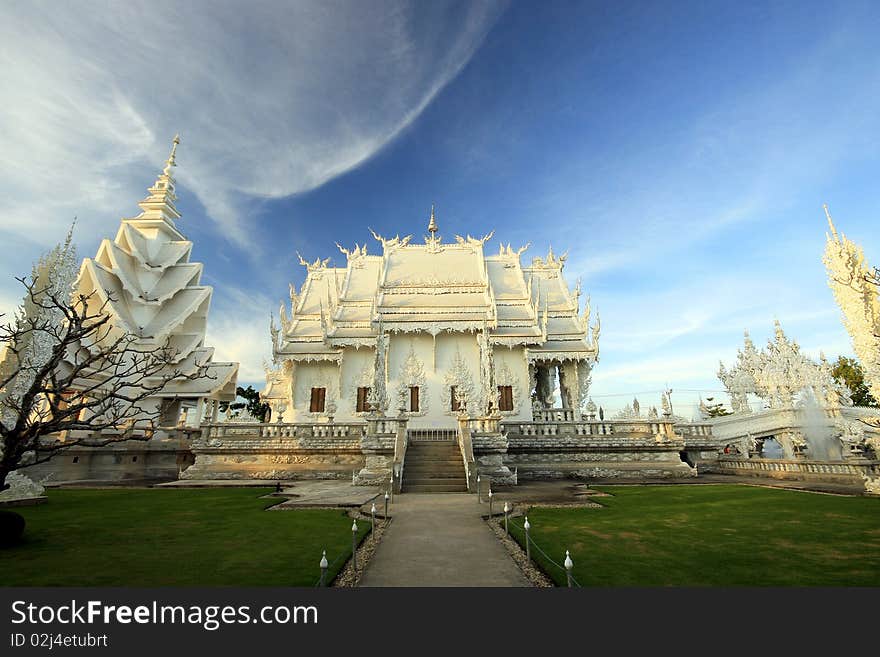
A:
[163,133,180,176]
[138,134,182,223]
[428,204,438,234]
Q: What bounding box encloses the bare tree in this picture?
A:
[0,274,210,492]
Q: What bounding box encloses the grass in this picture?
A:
[506,485,880,586]
[1,488,371,586]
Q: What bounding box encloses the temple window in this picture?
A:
[309,387,326,413]
[498,385,514,412]
[356,387,371,412]
[450,386,461,412]
[409,386,420,412]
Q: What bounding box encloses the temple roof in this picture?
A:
[273,211,599,361]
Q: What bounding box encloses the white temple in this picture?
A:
[75,136,238,426]
[262,208,600,428]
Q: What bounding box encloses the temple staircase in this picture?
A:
[403,432,467,493]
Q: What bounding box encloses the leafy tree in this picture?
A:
[703,397,732,417]
[831,356,879,407]
[221,386,270,422]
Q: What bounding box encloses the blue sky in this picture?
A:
[1,1,878,416]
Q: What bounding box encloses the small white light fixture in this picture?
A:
[320,550,328,568]
[564,550,573,571]
[523,516,530,531]
[351,519,358,533]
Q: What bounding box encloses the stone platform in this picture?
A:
[271,481,382,508]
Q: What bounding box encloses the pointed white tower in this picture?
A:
[76,136,238,426]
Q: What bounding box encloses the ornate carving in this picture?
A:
[336,242,368,268]
[396,342,427,415]
[384,274,483,288]
[534,364,554,408]
[296,252,331,273]
[530,245,568,270]
[368,332,388,414]
[577,361,593,409]
[454,231,495,249]
[719,321,856,413]
[442,346,476,415]
[368,228,413,252]
[350,362,375,416]
[0,471,45,501]
[823,205,880,403]
[295,366,337,419]
[495,360,522,416]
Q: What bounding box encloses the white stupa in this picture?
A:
[76,136,238,426]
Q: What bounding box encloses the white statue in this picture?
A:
[0,471,46,501]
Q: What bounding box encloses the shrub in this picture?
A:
[0,511,25,546]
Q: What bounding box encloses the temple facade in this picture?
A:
[262,210,599,429]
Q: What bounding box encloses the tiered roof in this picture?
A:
[77,136,238,400]
[272,211,599,364]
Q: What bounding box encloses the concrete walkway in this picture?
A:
[358,493,530,587]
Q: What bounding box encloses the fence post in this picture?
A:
[319,550,328,587]
[384,490,390,521]
[564,550,573,588]
[370,503,377,543]
[503,502,509,535]
[488,487,493,518]
[477,475,482,503]
[389,475,394,504]
[524,516,531,562]
[351,519,358,571]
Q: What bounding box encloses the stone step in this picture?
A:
[403,472,467,481]
[405,459,463,465]
[407,446,459,451]
[404,466,466,474]
[404,483,469,493]
[404,476,467,484]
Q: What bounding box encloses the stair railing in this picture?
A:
[392,413,408,494]
[456,413,477,492]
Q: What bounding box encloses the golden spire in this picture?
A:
[428,204,438,234]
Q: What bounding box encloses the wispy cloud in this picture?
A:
[0,0,506,252]
[205,285,275,385]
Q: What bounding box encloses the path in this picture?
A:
[358,493,530,587]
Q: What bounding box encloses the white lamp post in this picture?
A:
[351,519,359,571]
[319,549,328,587]
[564,550,574,587]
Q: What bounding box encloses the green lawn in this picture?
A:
[506,485,880,586]
[1,489,371,586]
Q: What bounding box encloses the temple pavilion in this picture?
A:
[262,209,600,428]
